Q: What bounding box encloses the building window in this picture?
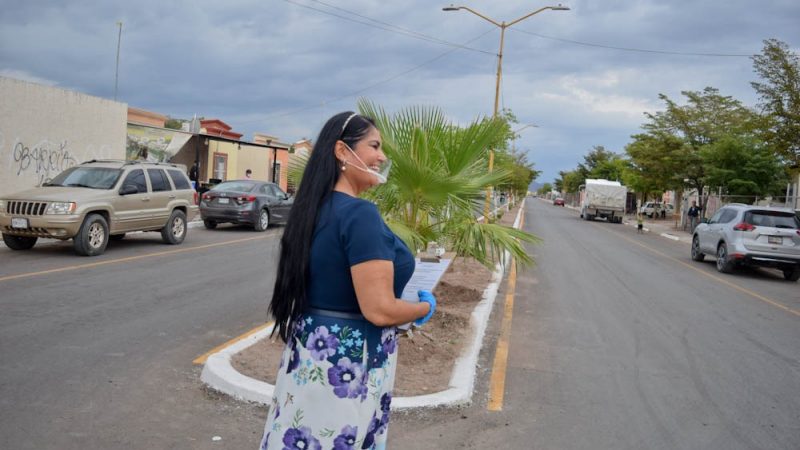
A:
[272,161,281,185]
[213,152,227,181]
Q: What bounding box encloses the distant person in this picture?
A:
[188,163,198,181]
[688,200,701,232]
[245,169,252,179]
[259,112,436,449]
[637,212,644,234]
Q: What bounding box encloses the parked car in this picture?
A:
[0,159,198,256]
[690,204,800,281]
[553,198,565,206]
[199,180,292,231]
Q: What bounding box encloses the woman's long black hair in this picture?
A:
[269,111,376,342]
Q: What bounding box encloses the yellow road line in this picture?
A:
[488,258,517,411]
[0,235,270,284]
[193,321,275,365]
[607,228,800,318]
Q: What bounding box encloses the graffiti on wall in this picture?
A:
[1,129,112,188]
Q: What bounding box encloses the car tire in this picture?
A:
[203,220,217,230]
[783,267,800,282]
[109,233,126,241]
[254,209,270,232]
[161,210,187,245]
[2,234,38,250]
[715,242,734,273]
[691,236,705,261]
[74,214,109,256]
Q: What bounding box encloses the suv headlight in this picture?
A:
[0,199,6,213]
[46,202,77,214]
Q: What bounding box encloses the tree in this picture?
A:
[164,118,184,130]
[353,100,540,268]
[751,39,800,168]
[537,183,553,196]
[554,169,583,194]
[638,87,760,212]
[700,136,787,201]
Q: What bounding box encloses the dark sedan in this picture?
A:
[199,180,292,231]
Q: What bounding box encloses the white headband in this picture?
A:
[341,113,358,133]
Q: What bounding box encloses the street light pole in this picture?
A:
[114,21,123,101]
[443,4,569,219]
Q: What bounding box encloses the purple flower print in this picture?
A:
[286,341,300,374]
[380,393,392,426]
[361,413,384,449]
[282,426,321,450]
[332,425,358,450]
[306,326,339,361]
[380,328,397,355]
[328,357,367,399]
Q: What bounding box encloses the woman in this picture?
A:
[260,112,436,449]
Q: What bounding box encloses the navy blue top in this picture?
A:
[307,192,415,314]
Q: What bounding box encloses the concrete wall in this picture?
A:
[0,77,126,197]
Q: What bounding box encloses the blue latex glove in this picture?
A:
[414,290,437,326]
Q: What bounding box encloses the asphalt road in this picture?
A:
[0,225,280,449]
[390,198,800,449]
[2,201,798,449]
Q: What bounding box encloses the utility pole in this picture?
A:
[114,21,123,101]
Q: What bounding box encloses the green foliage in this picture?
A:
[357,99,540,268]
[555,169,583,194]
[751,38,800,168]
[164,118,183,130]
[700,136,787,199]
[536,183,553,195]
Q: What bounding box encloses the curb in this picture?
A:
[200,200,526,409]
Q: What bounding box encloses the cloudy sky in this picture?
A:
[1,0,798,185]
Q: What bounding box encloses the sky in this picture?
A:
[1,0,798,186]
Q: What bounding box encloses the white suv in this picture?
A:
[691,204,800,281]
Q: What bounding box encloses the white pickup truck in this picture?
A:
[579,179,627,224]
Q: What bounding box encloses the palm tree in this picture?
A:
[357,100,539,268]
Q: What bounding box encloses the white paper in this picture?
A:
[398,258,451,329]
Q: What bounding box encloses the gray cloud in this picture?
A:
[1,0,798,184]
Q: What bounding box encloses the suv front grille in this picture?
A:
[8,201,48,216]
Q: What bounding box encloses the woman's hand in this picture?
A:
[414,290,437,326]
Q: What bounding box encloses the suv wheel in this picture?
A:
[715,242,734,273]
[74,214,109,256]
[203,220,217,230]
[3,234,38,250]
[783,266,800,282]
[161,210,187,245]
[691,236,705,262]
[254,209,269,232]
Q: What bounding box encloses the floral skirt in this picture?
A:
[260,313,398,450]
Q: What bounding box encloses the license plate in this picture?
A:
[217,198,229,204]
[768,236,782,245]
[11,217,29,229]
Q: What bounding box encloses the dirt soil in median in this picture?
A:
[231,203,521,397]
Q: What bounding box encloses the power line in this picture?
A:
[282,0,495,56]
[511,28,753,57]
[257,28,496,122]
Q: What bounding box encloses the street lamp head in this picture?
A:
[550,4,571,10]
[442,5,460,11]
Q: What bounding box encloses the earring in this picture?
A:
[341,162,346,171]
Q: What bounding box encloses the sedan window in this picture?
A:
[212,181,256,192]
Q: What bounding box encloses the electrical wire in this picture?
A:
[256,28,497,121]
[282,0,495,56]
[511,28,753,57]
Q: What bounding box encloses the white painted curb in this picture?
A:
[201,200,527,409]
[660,233,680,241]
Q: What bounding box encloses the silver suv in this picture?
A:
[691,204,800,281]
[0,160,198,256]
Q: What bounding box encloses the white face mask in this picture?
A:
[343,143,391,185]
